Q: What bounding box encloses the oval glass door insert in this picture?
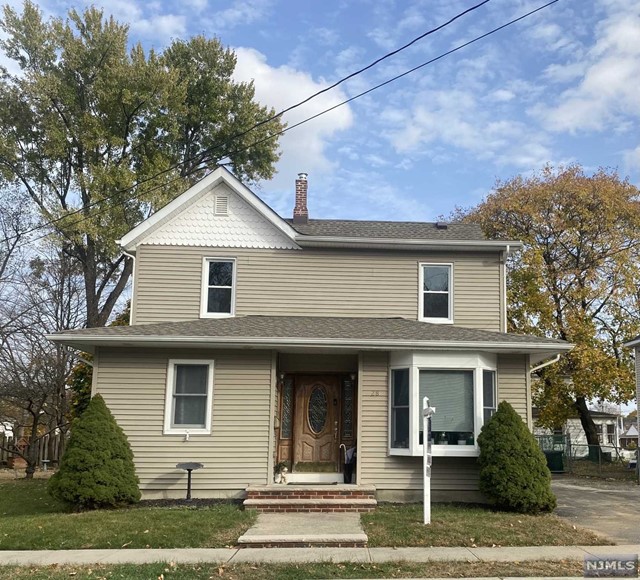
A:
[308,386,328,434]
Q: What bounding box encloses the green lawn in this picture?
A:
[0,560,585,580]
[0,479,612,551]
[362,503,612,547]
[0,479,254,550]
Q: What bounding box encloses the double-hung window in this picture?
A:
[201,258,235,317]
[164,360,214,435]
[420,264,453,323]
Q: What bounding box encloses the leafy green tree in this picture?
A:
[0,2,283,327]
[459,165,640,447]
[478,401,556,513]
[48,394,140,509]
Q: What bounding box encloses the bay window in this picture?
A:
[389,352,497,457]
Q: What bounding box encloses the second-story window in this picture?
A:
[201,258,235,317]
[420,263,453,323]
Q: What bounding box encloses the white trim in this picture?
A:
[200,257,236,318]
[419,262,454,324]
[388,351,497,457]
[119,167,299,253]
[163,359,214,435]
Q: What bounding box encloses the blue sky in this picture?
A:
[20,0,640,222]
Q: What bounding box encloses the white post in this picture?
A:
[422,396,436,525]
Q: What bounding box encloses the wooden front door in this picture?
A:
[293,375,340,471]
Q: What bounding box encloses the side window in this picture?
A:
[164,360,214,435]
[201,258,235,317]
[482,370,497,424]
[390,369,410,449]
[420,264,452,323]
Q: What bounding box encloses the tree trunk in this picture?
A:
[24,424,40,480]
[574,396,601,449]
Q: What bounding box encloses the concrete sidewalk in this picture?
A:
[0,545,638,566]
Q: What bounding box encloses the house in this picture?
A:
[623,336,640,458]
[48,168,571,504]
[533,407,624,457]
[620,423,639,450]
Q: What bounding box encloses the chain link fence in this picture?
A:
[536,435,639,482]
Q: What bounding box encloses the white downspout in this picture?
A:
[121,248,136,325]
[530,354,561,375]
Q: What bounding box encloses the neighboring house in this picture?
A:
[49,168,571,502]
[620,423,639,449]
[623,335,640,459]
[533,408,623,456]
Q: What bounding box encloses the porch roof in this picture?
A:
[48,316,572,360]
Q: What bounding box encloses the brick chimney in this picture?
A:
[293,172,308,224]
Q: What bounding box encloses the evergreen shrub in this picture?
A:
[48,394,140,509]
[477,400,556,513]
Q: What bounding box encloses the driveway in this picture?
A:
[552,476,640,544]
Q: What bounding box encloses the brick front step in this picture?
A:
[244,484,377,513]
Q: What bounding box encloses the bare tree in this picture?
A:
[0,246,83,477]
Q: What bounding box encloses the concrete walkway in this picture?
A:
[237,512,367,546]
[0,545,638,566]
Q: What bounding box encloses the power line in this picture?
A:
[2,1,491,244]
[12,0,560,249]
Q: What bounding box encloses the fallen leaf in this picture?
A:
[121,541,132,548]
[143,529,149,534]
[217,566,225,576]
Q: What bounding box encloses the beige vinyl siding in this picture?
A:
[95,347,273,496]
[497,353,529,426]
[133,245,501,330]
[359,351,479,491]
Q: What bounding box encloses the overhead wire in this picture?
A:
[2,1,493,245]
[9,0,560,249]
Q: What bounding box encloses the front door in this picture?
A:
[293,375,340,472]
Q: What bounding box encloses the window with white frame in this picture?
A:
[419,370,474,446]
[201,258,235,317]
[164,360,214,435]
[420,264,452,323]
[389,352,497,457]
[391,369,410,449]
[482,369,497,424]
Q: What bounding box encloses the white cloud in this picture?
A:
[232,47,354,193]
[623,145,640,174]
[534,2,640,133]
[382,87,553,170]
[210,0,273,30]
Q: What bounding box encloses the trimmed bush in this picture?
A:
[48,394,140,509]
[478,401,556,513]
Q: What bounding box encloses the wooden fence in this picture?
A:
[0,432,64,468]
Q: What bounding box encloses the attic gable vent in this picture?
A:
[214,195,229,216]
[436,221,448,230]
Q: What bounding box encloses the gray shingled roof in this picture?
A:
[52,315,569,348]
[285,219,486,241]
